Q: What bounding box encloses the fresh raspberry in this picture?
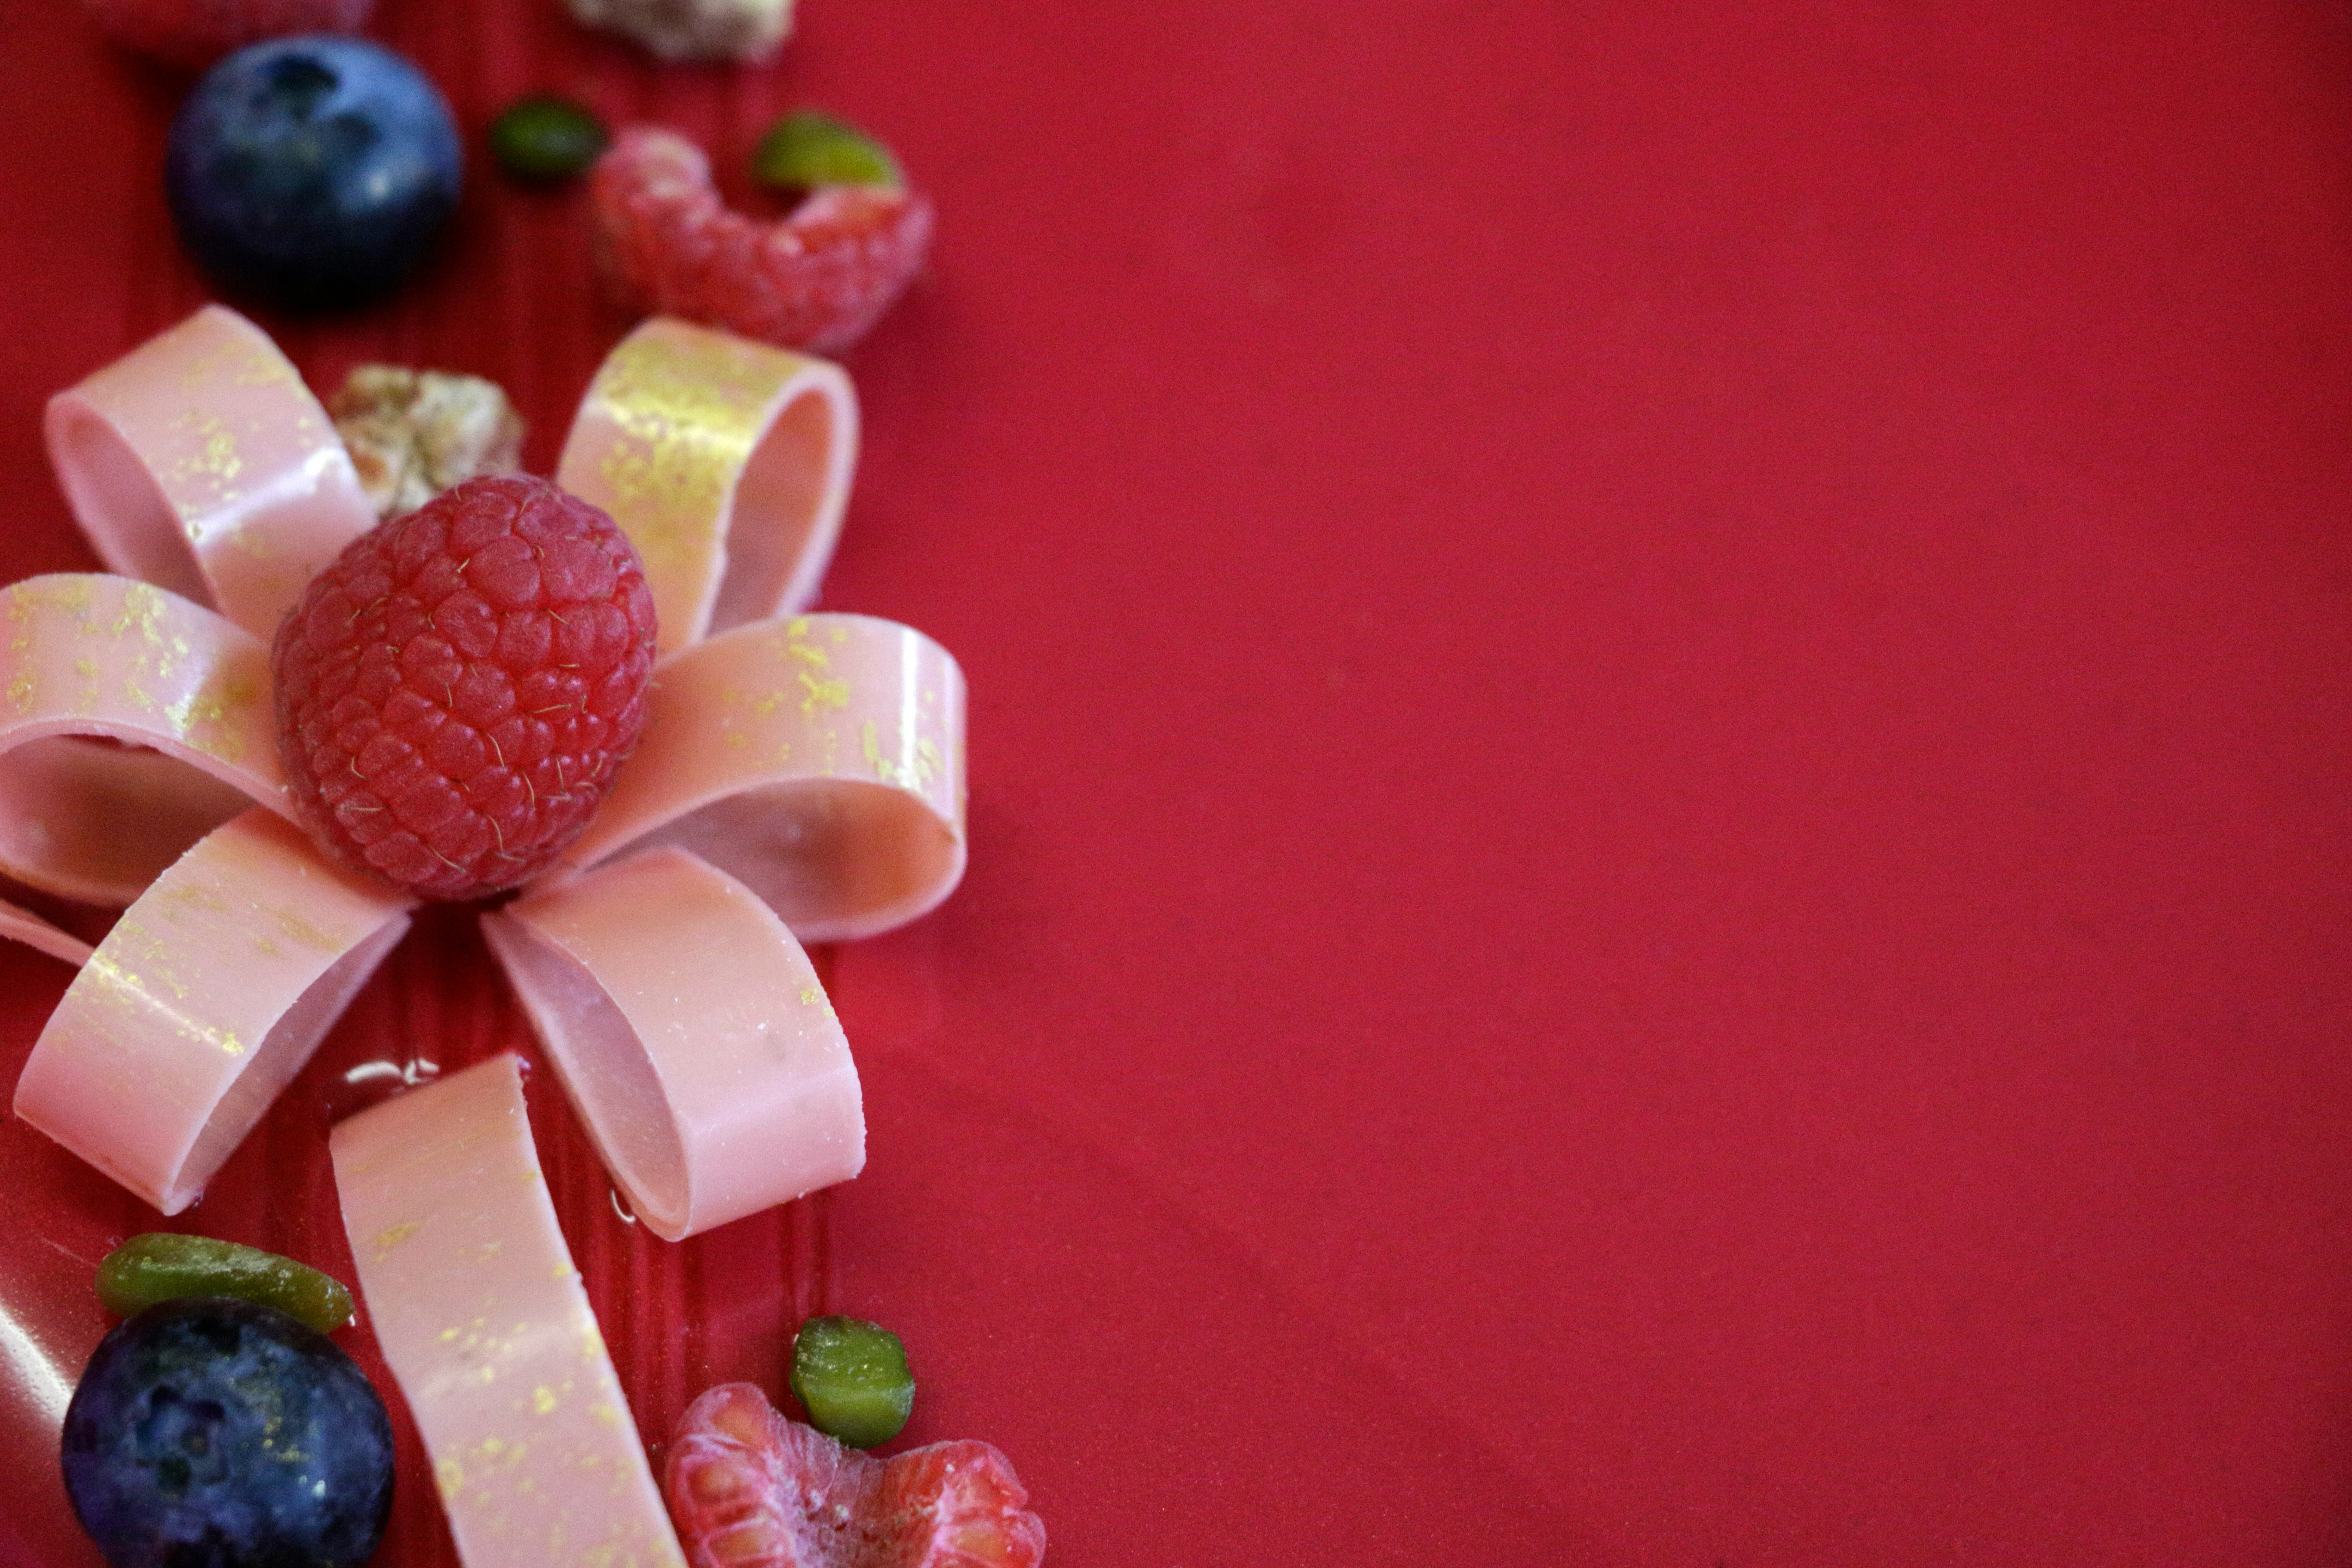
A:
[665,1383,1046,1568]
[591,128,933,357]
[271,475,657,902]
[78,0,374,71]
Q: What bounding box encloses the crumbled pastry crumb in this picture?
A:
[329,366,526,521]
[567,0,793,62]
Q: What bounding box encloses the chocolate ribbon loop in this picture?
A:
[0,573,288,905]
[45,305,376,640]
[564,612,967,942]
[558,316,857,656]
[14,808,414,1214]
[483,846,863,1242]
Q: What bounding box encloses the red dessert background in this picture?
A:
[1,0,2348,1563]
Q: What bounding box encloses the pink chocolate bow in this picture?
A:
[1,305,965,1240]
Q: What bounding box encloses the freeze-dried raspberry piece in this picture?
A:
[665,1383,1046,1568]
[329,365,525,521]
[78,0,373,70]
[591,127,932,356]
[270,475,657,902]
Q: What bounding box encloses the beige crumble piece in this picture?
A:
[329,365,526,521]
[567,0,793,61]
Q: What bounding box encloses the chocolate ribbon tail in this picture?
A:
[331,1055,683,1566]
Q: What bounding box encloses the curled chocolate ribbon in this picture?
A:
[559,316,856,656]
[45,305,376,640]
[565,612,967,941]
[0,573,287,905]
[483,848,863,1241]
[16,809,414,1214]
[3,306,967,1235]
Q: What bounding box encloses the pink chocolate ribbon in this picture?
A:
[4,308,966,1231]
[331,1054,685,1568]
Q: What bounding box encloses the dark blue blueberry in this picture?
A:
[167,36,462,310]
[61,1297,394,1568]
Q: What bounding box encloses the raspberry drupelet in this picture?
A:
[271,475,657,902]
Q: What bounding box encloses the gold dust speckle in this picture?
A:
[372,1221,421,1256]
[587,327,792,579]
[862,720,936,790]
[533,1386,559,1415]
[798,668,848,716]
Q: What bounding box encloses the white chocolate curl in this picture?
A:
[482,848,863,1242]
[45,305,376,640]
[558,317,856,656]
[331,1055,685,1568]
[564,613,967,942]
[14,809,413,1213]
[0,574,289,906]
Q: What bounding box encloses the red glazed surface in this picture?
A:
[0,2,2348,1566]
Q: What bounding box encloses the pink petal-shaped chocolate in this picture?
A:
[557,317,856,656]
[46,304,375,639]
[482,847,862,1242]
[0,573,288,905]
[14,809,413,1213]
[330,1055,685,1568]
[559,612,965,941]
[0,898,92,966]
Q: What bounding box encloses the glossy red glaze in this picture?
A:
[0,2,2348,1565]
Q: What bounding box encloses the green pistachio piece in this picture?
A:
[789,1315,915,1448]
[96,1234,355,1335]
[490,94,610,182]
[750,112,903,192]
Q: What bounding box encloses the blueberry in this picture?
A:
[61,1297,393,1568]
[167,36,462,310]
